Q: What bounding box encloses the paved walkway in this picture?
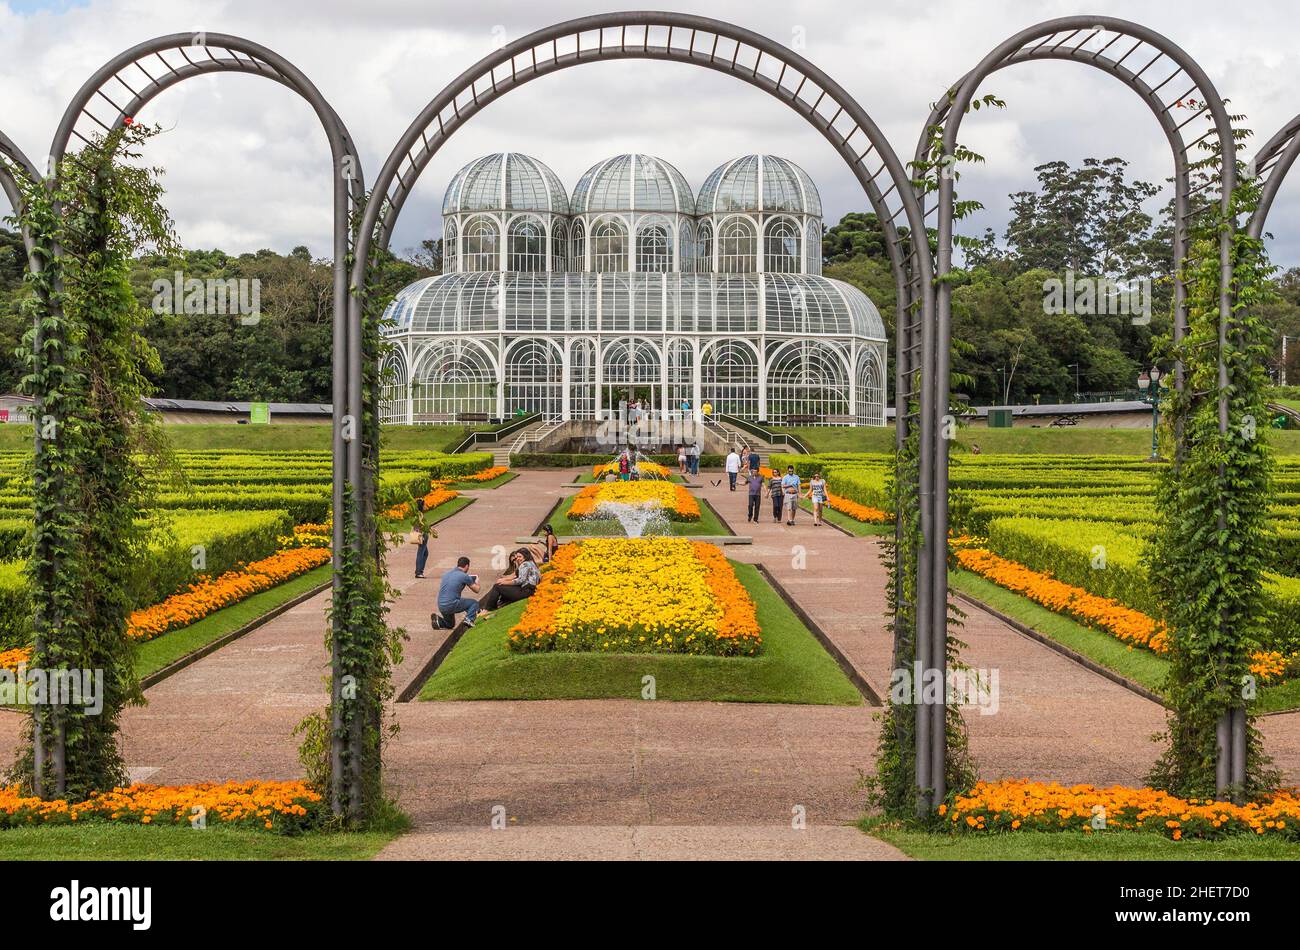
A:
[1,466,1296,860]
[700,475,1300,788]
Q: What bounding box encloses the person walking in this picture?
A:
[781,465,802,526]
[677,444,687,475]
[806,471,828,526]
[746,469,764,523]
[688,442,701,476]
[768,467,785,522]
[747,446,761,474]
[435,556,482,629]
[725,448,741,491]
[411,497,437,579]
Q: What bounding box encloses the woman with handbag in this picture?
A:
[411,498,437,579]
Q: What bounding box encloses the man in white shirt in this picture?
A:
[725,450,741,491]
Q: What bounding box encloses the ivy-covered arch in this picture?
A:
[928,16,1246,805]
[26,33,368,814]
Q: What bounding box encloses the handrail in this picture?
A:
[449,412,539,455]
[717,414,811,455]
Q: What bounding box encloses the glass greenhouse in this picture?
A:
[380,152,887,426]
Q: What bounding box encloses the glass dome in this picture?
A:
[442,152,570,215]
[697,154,823,217]
[571,154,696,215]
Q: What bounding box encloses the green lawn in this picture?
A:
[820,505,892,537]
[549,493,732,537]
[135,564,332,678]
[949,568,1299,713]
[0,423,491,453]
[420,561,863,704]
[0,824,397,860]
[861,819,1300,860]
[774,424,1300,456]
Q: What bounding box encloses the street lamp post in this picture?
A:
[1136,366,1163,461]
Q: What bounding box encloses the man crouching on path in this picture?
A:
[435,556,482,629]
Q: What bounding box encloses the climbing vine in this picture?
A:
[296,196,406,827]
[1146,156,1280,799]
[10,124,176,799]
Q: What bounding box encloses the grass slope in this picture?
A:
[135,564,332,678]
[420,561,862,705]
[0,824,397,860]
[775,424,1300,456]
[861,820,1300,860]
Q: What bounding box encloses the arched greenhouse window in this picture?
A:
[717,217,757,273]
[551,220,568,272]
[592,217,629,273]
[678,221,695,274]
[462,215,500,272]
[571,219,586,271]
[507,216,546,272]
[805,220,823,275]
[443,219,459,273]
[697,221,714,273]
[764,218,801,273]
[636,222,672,273]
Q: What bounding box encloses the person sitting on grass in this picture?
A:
[478,549,541,616]
[434,556,481,629]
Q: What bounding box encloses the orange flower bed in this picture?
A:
[0,780,324,833]
[942,779,1300,840]
[0,647,30,675]
[126,546,331,642]
[457,465,509,482]
[567,481,700,521]
[383,485,460,520]
[508,538,761,656]
[827,492,890,523]
[954,544,1291,682]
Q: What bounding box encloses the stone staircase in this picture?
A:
[705,417,801,468]
[455,417,551,467]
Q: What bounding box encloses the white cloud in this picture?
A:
[2,0,1299,265]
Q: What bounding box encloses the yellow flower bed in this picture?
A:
[568,481,700,521]
[942,779,1300,841]
[593,460,672,479]
[508,538,761,656]
[0,780,324,833]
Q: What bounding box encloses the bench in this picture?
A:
[825,414,856,425]
[783,414,821,425]
[456,412,491,423]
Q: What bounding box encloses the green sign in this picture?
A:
[249,402,271,425]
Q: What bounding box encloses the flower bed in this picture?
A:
[953,541,1294,682]
[508,538,760,656]
[126,545,332,642]
[455,465,510,482]
[941,779,1300,840]
[0,780,324,833]
[827,493,890,523]
[592,460,672,480]
[568,481,700,521]
[382,485,460,521]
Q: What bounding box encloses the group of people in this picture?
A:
[675,442,703,476]
[417,513,561,630]
[726,445,829,527]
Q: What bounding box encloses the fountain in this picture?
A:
[594,501,671,538]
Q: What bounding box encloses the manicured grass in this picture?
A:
[860,819,1300,860]
[134,564,332,678]
[447,471,519,490]
[820,505,891,537]
[949,568,1299,713]
[549,493,732,537]
[0,824,398,860]
[0,423,499,454]
[773,423,1300,456]
[948,568,1169,694]
[419,561,863,704]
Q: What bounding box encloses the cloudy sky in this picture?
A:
[2,0,1298,266]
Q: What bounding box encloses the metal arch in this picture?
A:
[34,32,367,815]
[350,9,934,441]
[930,15,1240,807]
[1246,114,1300,239]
